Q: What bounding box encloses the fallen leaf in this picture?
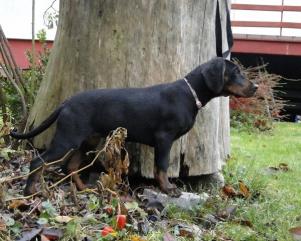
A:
[54,215,73,223]
[116,214,126,230]
[41,228,63,240]
[236,219,253,228]
[0,147,16,160]
[8,199,29,210]
[0,218,6,232]
[221,184,236,198]
[163,232,176,241]
[289,226,301,241]
[238,180,251,198]
[279,163,289,172]
[18,228,42,241]
[130,235,147,241]
[101,226,116,237]
[41,234,51,241]
[267,163,290,173]
[177,223,202,239]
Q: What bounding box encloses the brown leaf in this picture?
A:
[238,180,251,198]
[237,219,253,228]
[41,234,51,241]
[99,172,117,190]
[41,228,63,240]
[8,199,29,210]
[289,226,301,241]
[98,127,129,192]
[267,163,289,173]
[0,218,6,232]
[0,121,11,136]
[221,184,237,198]
[179,228,194,238]
[279,163,289,172]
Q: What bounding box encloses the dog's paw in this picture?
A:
[166,186,182,198]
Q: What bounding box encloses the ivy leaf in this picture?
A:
[42,200,58,217]
[37,218,49,225]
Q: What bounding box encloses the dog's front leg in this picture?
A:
[154,135,181,197]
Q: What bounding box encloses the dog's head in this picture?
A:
[202,57,258,97]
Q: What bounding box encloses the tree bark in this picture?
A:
[27,0,231,178]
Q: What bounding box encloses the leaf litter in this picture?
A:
[0,126,280,240]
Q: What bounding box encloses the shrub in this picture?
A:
[230,60,286,131]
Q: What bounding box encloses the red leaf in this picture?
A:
[116,215,126,230]
[101,226,115,237]
[221,184,237,198]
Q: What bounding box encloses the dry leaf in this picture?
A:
[98,127,129,192]
[130,235,147,241]
[163,232,176,241]
[54,215,73,223]
[41,228,63,240]
[289,227,301,241]
[0,219,6,232]
[18,228,42,241]
[236,219,253,228]
[8,199,29,210]
[221,184,237,198]
[41,234,51,241]
[279,163,289,172]
[238,180,251,198]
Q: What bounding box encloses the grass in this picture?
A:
[155,122,301,241]
[216,122,301,240]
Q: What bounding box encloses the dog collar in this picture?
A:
[183,77,202,109]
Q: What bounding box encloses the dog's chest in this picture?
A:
[173,114,196,139]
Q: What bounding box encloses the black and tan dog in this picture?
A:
[11,57,258,196]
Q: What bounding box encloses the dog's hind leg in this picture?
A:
[24,144,76,196]
[66,150,87,191]
[23,115,94,196]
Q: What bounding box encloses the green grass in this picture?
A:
[218,122,301,240]
[145,122,301,240]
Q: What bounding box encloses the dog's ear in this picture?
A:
[201,57,225,94]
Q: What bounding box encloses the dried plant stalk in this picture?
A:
[230,59,287,130]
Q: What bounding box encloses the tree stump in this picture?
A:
[27,0,232,179]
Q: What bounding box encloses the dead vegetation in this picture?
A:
[230,60,287,131]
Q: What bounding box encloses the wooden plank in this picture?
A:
[232,21,301,29]
[232,38,301,56]
[232,4,301,12]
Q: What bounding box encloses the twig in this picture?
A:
[1,149,74,183]
[3,128,125,201]
[25,199,41,217]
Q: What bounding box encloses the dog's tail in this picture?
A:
[10,105,64,139]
